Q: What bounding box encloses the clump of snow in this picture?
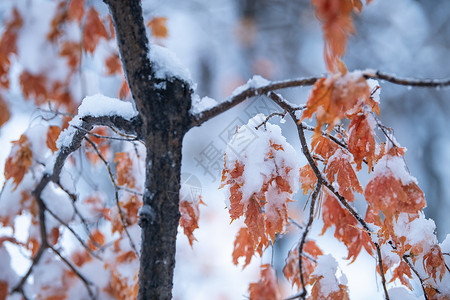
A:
[0,246,18,286]
[190,94,217,115]
[55,117,82,150]
[371,154,418,185]
[367,79,381,103]
[311,254,341,297]
[41,182,74,224]
[393,212,437,254]
[148,44,193,84]
[77,94,137,120]
[223,114,300,205]
[388,287,419,300]
[231,75,270,96]
[56,94,137,150]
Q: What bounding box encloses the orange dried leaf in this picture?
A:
[46,126,61,153]
[105,54,122,75]
[325,149,362,202]
[302,73,373,135]
[114,152,135,188]
[60,41,81,71]
[0,281,7,300]
[348,114,376,171]
[244,199,265,240]
[304,240,323,259]
[0,8,23,89]
[82,7,108,53]
[119,80,130,99]
[232,227,255,268]
[19,71,48,104]
[321,191,374,262]
[311,0,360,72]
[88,229,105,250]
[47,2,67,42]
[179,198,200,246]
[147,17,169,38]
[390,261,413,289]
[4,134,33,189]
[423,245,446,282]
[71,249,92,267]
[68,0,85,24]
[284,241,323,290]
[0,95,10,128]
[365,158,426,220]
[299,164,317,195]
[248,264,281,300]
[311,135,339,162]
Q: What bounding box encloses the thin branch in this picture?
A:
[255,111,287,130]
[11,113,139,297]
[365,70,450,88]
[403,255,429,300]
[192,76,320,126]
[11,245,46,295]
[298,182,322,296]
[84,136,140,257]
[45,207,103,261]
[72,124,140,142]
[287,217,304,230]
[49,245,96,299]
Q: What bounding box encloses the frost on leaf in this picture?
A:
[325,148,363,202]
[302,71,377,136]
[283,240,323,290]
[365,150,425,220]
[321,190,374,262]
[390,261,413,289]
[221,115,300,263]
[4,134,33,189]
[348,113,377,171]
[248,264,281,300]
[311,135,339,163]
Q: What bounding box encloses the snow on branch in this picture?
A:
[191,71,450,128]
[11,94,141,299]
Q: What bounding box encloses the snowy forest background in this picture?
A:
[0,0,449,299]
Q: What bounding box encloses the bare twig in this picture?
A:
[49,245,96,299]
[11,114,139,297]
[364,70,450,88]
[403,255,429,300]
[72,124,140,142]
[298,182,322,295]
[84,136,140,257]
[192,76,320,126]
[255,111,287,130]
[45,207,102,261]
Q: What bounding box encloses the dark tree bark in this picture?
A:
[104,0,193,299]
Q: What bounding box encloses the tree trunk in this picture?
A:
[104,0,193,298]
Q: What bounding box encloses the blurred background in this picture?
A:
[0,0,449,299]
